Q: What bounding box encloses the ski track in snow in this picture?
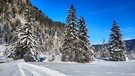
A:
[0,62,67,76]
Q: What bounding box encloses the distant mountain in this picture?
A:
[93,39,135,51]
[125,39,135,51]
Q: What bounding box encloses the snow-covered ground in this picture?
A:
[31,60,135,76]
[0,59,135,76]
[0,61,67,76]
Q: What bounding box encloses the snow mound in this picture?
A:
[0,62,67,76]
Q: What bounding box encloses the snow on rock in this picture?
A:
[0,62,67,76]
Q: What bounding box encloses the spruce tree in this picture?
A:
[62,5,78,62]
[76,16,94,63]
[100,39,109,58]
[108,20,126,61]
[78,16,89,41]
[62,5,94,63]
[12,6,39,62]
[131,45,135,60]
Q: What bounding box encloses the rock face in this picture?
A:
[0,0,65,60]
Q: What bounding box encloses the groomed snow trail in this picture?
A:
[0,62,67,76]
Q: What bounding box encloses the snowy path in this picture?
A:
[0,62,67,76]
[31,61,135,76]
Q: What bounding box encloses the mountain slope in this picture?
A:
[0,0,65,60]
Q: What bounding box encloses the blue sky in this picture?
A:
[30,0,135,44]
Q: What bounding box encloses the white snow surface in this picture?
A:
[0,58,135,76]
[31,59,135,76]
[0,61,67,76]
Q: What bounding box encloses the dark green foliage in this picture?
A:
[62,5,94,63]
[0,0,5,13]
[16,19,21,26]
[39,10,42,13]
[100,39,109,58]
[66,5,77,27]
[62,5,78,62]
[7,0,13,3]
[77,16,94,63]
[34,6,38,10]
[108,20,126,61]
[19,5,26,14]
[12,6,39,62]
[78,16,89,41]
[12,7,16,18]
[24,51,34,62]
[2,23,12,44]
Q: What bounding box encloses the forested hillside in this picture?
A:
[0,0,65,61]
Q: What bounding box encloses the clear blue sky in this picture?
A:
[30,0,135,44]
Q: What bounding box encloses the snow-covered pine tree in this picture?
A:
[108,20,126,61]
[62,5,78,62]
[100,39,109,58]
[78,16,89,41]
[12,6,39,62]
[62,5,94,63]
[75,16,94,63]
[131,45,135,60]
